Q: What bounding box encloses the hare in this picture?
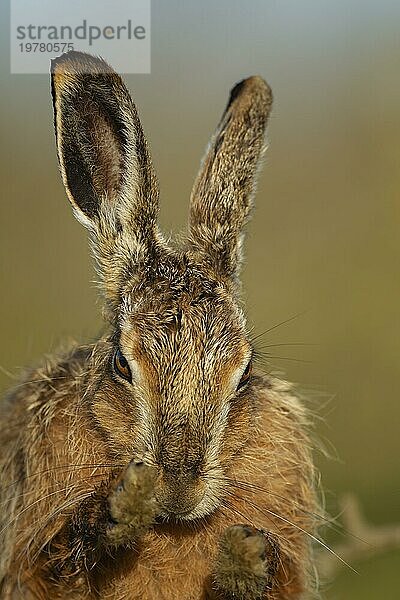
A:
[0,51,318,599]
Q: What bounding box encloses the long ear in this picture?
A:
[188,76,272,280]
[51,51,161,316]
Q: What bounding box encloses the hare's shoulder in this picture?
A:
[254,372,312,440]
[1,341,95,420]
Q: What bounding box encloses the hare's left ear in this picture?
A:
[51,51,161,313]
[188,76,272,281]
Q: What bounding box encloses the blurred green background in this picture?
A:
[0,1,399,597]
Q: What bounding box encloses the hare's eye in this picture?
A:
[237,359,252,391]
[113,349,132,382]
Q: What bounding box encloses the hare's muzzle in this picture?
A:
[156,468,206,518]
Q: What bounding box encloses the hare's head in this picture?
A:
[51,52,272,520]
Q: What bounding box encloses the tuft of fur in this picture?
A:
[0,51,320,599]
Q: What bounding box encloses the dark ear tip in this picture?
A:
[226,75,273,112]
[50,50,113,76]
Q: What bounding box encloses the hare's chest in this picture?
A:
[98,531,217,600]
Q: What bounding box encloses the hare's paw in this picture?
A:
[213,524,279,599]
[106,460,158,546]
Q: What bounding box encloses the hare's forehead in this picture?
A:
[118,290,248,358]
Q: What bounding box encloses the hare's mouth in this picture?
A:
[157,505,213,523]
[156,488,206,521]
[156,483,223,522]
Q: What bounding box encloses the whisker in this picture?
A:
[250,312,308,343]
[223,477,331,525]
[256,343,317,349]
[5,376,69,390]
[0,469,107,510]
[0,365,16,379]
[0,484,79,537]
[254,353,312,364]
[20,491,94,567]
[209,475,365,547]
[1,462,122,494]
[243,497,358,574]
[221,498,259,530]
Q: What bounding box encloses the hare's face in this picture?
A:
[92,258,255,519]
[51,52,272,520]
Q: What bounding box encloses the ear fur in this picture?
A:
[51,51,162,315]
[188,76,273,280]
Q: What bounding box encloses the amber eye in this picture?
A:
[113,349,132,382]
[237,359,252,391]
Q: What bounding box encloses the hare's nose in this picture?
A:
[157,469,205,516]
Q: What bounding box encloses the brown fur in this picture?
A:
[0,51,319,599]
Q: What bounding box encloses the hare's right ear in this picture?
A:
[51,51,160,313]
